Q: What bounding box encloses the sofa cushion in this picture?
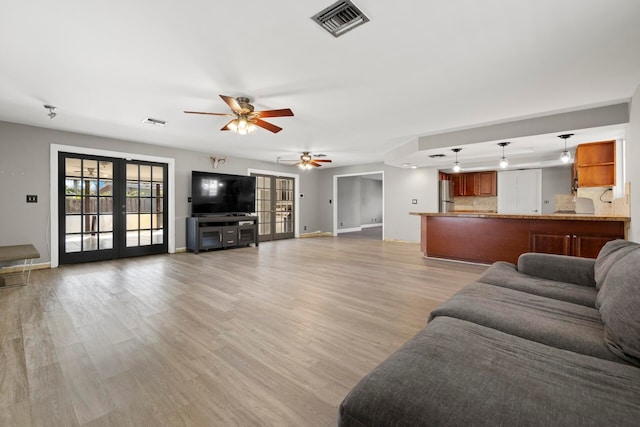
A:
[478,261,597,307]
[428,282,620,362]
[517,252,596,287]
[594,239,640,290]
[597,248,640,366]
[339,317,640,427]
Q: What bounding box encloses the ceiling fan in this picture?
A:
[280,152,333,169]
[184,95,294,134]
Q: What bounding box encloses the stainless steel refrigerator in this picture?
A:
[439,180,454,212]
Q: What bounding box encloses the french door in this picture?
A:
[59,152,168,264]
[252,173,295,242]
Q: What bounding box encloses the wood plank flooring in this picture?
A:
[0,237,486,426]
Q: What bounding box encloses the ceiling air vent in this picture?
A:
[429,154,446,158]
[311,0,370,38]
[143,117,166,126]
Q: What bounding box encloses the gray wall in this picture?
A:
[0,121,316,263]
[360,178,383,225]
[541,165,572,214]
[628,85,640,243]
[337,176,361,229]
[318,164,439,243]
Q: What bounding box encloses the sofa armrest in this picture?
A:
[517,253,595,287]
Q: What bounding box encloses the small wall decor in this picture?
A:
[210,156,226,168]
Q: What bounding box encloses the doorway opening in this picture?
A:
[333,171,384,240]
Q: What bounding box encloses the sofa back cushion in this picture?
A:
[598,247,640,366]
[594,240,639,291]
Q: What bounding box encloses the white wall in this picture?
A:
[627,85,640,243]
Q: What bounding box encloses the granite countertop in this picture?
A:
[409,212,630,222]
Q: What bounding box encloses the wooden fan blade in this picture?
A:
[313,159,332,162]
[254,119,282,133]
[184,111,234,117]
[220,120,234,131]
[310,161,322,167]
[255,108,294,118]
[219,95,242,113]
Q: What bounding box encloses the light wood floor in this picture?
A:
[0,237,486,426]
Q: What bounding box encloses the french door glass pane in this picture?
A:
[63,157,115,255]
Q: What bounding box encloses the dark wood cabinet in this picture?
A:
[474,171,497,196]
[575,140,615,187]
[451,171,497,197]
[420,214,627,264]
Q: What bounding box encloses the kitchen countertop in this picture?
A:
[410,212,630,222]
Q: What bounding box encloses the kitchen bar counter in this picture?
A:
[412,211,630,222]
[410,212,629,264]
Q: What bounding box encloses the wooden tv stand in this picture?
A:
[186,215,259,253]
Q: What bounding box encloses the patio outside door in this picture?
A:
[252,174,295,242]
[59,152,168,264]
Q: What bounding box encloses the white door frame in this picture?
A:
[50,144,176,268]
[248,168,300,238]
[332,171,385,238]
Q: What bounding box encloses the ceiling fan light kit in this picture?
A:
[558,133,574,163]
[185,95,293,135]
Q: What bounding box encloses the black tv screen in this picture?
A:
[191,171,256,216]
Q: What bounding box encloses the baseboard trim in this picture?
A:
[361,223,383,229]
[0,262,51,273]
[336,227,362,234]
[299,231,333,238]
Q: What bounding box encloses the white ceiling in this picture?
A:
[1,1,639,169]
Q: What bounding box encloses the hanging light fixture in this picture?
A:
[451,148,462,173]
[227,115,257,135]
[498,142,510,168]
[558,133,574,163]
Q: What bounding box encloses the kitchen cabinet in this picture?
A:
[451,171,497,197]
[415,212,628,264]
[474,171,497,196]
[451,174,467,196]
[575,140,615,187]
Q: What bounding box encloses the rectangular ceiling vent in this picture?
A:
[143,117,166,126]
[312,0,370,38]
[429,154,446,158]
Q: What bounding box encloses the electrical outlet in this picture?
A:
[412,199,418,204]
[26,195,37,203]
[304,226,307,230]
[188,197,192,202]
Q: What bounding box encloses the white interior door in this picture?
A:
[498,169,542,214]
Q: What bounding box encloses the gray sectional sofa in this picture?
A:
[338,240,640,426]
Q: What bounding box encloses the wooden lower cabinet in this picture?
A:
[529,232,617,258]
[422,215,626,264]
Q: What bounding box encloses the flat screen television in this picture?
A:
[191,171,256,216]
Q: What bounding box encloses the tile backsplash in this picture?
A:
[454,196,497,212]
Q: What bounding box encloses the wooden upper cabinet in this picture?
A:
[451,171,496,196]
[451,174,466,196]
[474,171,497,196]
[575,140,615,187]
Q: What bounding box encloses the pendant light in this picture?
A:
[558,133,574,163]
[498,142,510,168]
[451,148,462,172]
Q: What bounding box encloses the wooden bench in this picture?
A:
[0,244,40,288]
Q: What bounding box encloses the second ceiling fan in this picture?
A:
[184,95,294,134]
[281,152,332,169]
